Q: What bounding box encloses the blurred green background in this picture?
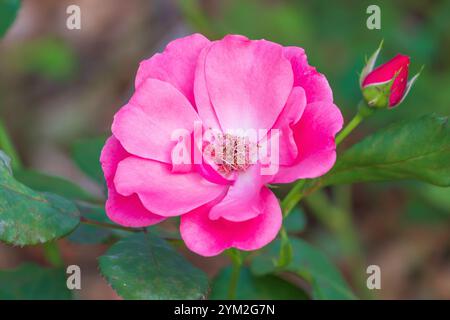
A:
[0,0,449,299]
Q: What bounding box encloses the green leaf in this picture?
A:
[210,266,308,300]
[0,157,80,245]
[322,114,450,187]
[72,136,107,185]
[98,233,208,299]
[0,150,12,174]
[14,169,97,202]
[284,206,307,233]
[251,239,356,300]
[0,263,72,300]
[0,0,20,38]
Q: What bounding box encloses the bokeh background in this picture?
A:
[0,0,449,299]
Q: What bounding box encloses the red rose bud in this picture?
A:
[360,44,421,109]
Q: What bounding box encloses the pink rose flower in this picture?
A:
[100,34,343,256]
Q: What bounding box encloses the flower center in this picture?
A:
[207,133,257,175]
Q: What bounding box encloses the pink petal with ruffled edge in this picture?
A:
[208,164,267,222]
[283,46,333,104]
[135,33,210,107]
[194,43,222,131]
[112,78,200,163]
[203,35,293,131]
[114,156,226,217]
[180,187,282,257]
[270,86,307,166]
[100,136,165,227]
[272,101,343,183]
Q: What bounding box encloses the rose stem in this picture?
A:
[227,248,242,300]
[79,216,141,233]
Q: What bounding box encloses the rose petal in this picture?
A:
[272,101,343,183]
[105,190,166,227]
[180,187,282,257]
[100,136,165,227]
[194,43,222,130]
[208,164,266,222]
[112,78,200,163]
[271,86,307,165]
[204,35,293,131]
[283,46,333,104]
[114,156,226,217]
[362,54,410,87]
[135,33,210,106]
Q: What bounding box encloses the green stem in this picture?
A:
[335,113,364,146]
[281,179,306,217]
[277,227,293,267]
[43,242,63,268]
[0,119,22,170]
[80,216,141,233]
[80,217,183,242]
[336,101,374,146]
[227,249,242,300]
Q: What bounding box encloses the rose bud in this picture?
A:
[359,42,421,109]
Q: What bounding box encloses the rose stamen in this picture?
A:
[209,133,256,175]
